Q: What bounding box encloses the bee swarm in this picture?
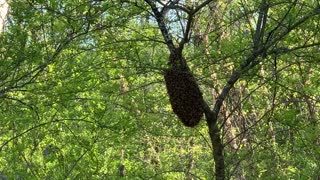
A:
[164,68,204,127]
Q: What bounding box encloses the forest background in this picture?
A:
[0,0,320,179]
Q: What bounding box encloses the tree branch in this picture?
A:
[191,0,216,15]
[144,0,176,54]
[178,11,193,51]
[253,0,268,49]
[210,4,320,126]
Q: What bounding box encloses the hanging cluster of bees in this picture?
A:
[119,54,204,127]
[163,56,204,127]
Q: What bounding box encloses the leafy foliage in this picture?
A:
[0,0,319,179]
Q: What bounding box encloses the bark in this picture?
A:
[211,128,224,180]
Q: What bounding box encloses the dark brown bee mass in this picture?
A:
[164,68,204,127]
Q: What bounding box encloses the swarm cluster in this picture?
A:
[164,68,204,127]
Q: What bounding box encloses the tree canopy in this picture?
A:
[0,0,320,179]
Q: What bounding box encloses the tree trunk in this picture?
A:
[206,112,225,180]
[144,1,226,178]
[210,125,224,180]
